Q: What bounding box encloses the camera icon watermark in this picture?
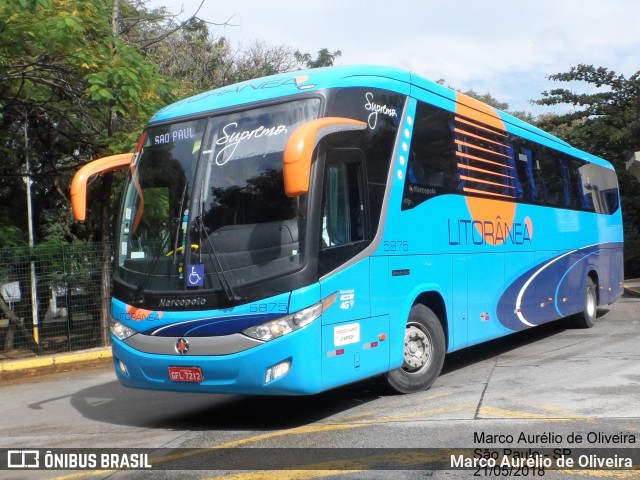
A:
[7,450,40,468]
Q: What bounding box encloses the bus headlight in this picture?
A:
[110,319,137,340]
[243,292,337,342]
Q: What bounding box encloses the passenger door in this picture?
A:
[318,148,389,389]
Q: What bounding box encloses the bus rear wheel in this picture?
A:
[385,304,445,394]
[569,276,598,329]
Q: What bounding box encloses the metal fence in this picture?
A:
[0,242,113,359]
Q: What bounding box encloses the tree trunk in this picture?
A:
[99,173,113,347]
[96,0,120,347]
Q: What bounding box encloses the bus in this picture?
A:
[71,65,624,395]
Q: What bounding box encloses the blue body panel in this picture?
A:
[113,319,323,395]
[112,66,624,395]
[112,292,292,336]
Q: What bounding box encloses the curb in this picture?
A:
[623,278,640,298]
[624,286,640,298]
[0,347,112,373]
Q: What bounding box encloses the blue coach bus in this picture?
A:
[72,66,623,395]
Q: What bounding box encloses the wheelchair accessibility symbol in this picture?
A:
[187,264,205,287]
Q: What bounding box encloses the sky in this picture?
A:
[149,0,639,116]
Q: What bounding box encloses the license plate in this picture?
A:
[169,366,203,383]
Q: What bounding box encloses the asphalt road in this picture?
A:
[1,296,639,480]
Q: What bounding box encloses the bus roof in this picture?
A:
[149,65,613,170]
[149,65,412,123]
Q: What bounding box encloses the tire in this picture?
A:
[384,304,446,394]
[570,277,598,329]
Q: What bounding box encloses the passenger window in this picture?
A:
[579,163,619,214]
[538,149,567,206]
[566,157,588,210]
[402,101,456,210]
[511,142,538,202]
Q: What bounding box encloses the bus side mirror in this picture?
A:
[71,153,133,222]
[283,117,366,197]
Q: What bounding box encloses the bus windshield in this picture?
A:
[115,98,321,302]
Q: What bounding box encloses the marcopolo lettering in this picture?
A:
[159,297,206,308]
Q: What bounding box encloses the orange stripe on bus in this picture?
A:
[455,139,512,159]
[458,163,515,180]
[454,127,510,149]
[455,116,507,137]
[455,92,506,131]
[460,175,516,189]
[455,151,513,169]
[463,187,516,199]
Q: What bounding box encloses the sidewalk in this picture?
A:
[1,280,639,380]
[0,346,112,381]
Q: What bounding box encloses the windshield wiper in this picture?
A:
[172,183,189,265]
[131,183,189,306]
[130,225,174,306]
[195,214,244,304]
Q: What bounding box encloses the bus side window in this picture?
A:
[321,149,366,249]
[530,147,547,204]
[567,157,592,211]
[402,102,456,210]
[512,143,537,202]
[576,162,619,214]
[538,148,567,207]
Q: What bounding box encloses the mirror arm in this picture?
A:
[71,153,133,222]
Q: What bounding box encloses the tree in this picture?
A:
[1,0,346,350]
[0,0,176,347]
[294,48,342,69]
[122,2,234,96]
[535,64,640,276]
[1,0,343,245]
[0,0,176,242]
[223,41,301,85]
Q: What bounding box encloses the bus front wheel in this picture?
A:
[385,304,446,394]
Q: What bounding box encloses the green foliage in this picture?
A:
[536,64,640,277]
[294,48,342,68]
[0,0,176,243]
[0,0,353,251]
[0,226,25,248]
[140,16,231,96]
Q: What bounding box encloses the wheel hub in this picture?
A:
[403,324,432,372]
[586,288,596,318]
